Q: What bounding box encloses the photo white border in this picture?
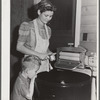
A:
[1,0,10,100]
[97,0,99,100]
[1,0,99,100]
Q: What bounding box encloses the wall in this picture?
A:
[49,0,76,51]
[78,1,97,99]
[80,0,97,53]
[10,0,33,92]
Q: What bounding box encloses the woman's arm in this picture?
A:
[17,22,48,59]
[17,41,48,59]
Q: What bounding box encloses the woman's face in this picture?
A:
[38,10,54,24]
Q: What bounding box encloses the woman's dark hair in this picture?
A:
[35,0,56,13]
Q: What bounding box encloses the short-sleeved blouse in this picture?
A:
[17,20,51,51]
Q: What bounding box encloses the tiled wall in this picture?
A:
[80,0,97,53]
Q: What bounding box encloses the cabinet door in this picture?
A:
[49,0,76,51]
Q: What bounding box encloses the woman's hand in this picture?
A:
[49,53,56,61]
[38,52,56,61]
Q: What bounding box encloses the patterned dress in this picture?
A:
[17,19,52,72]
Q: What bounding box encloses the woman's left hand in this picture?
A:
[49,53,56,61]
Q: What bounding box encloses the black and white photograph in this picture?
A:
[1,0,99,100]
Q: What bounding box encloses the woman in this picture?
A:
[16,0,56,73]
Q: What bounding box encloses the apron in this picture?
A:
[33,19,52,73]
